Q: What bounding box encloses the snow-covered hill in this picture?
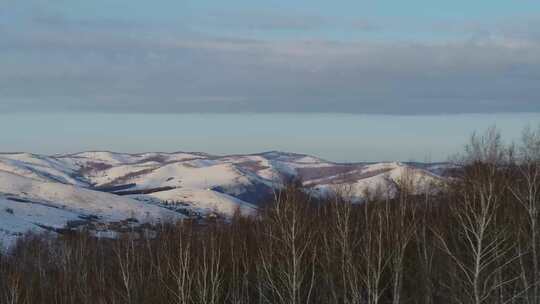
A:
[0,151,448,248]
[0,170,184,249]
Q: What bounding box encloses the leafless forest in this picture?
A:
[1,127,540,304]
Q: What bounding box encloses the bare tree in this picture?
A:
[259,185,317,304]
[2,271,22,304]
[320,185,364,304]
[414,186,439,304]
[114,233,144,304]
[158,223,194,304]
[389,169,418,304]
[359,199,392,304]
[510,125,540,303]
[194,225,223,304]
[436,128,520,304]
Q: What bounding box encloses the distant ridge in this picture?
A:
[0,150,449,248]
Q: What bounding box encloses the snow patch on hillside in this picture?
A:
[0,171,183,223]
[131,188,256,217]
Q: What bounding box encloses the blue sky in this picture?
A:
[0,1,539,159]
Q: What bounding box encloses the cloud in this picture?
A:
[349,19,381,32]
[203,10,383,34]
[431,16,540,44]
[32,13,143,31]
[204,10,329,31]
[0,11,540,114]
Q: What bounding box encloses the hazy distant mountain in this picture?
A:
[0,151,448,248]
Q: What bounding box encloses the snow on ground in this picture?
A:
[131,188,257,217]
[66,151,141,165]
[387,165,444,193]
[162,152,208,163]
[63,151,206,166]
[128,162,251,191]
[255,166,281,181]
[308,163,443,201]
[182,158,219,168]
[259,152,332,168]
[0,196,81,250]
[309,173,398,202]
[0,171,183,223]
[360,162,401,174]
[0,150,448,248]
[0,154,86,186]
[217,155,281,181]
[87,162,161,186]
[293,155,328,164]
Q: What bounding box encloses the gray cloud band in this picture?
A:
[0,15,539,114]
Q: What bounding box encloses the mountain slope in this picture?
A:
[0,150,449,248]
[0,170,185,248]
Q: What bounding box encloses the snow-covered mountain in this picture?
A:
[0,151,448,248]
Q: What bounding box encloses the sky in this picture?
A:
[1,0,540,114]
[0,113,538,162]
[0,1,539,160]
